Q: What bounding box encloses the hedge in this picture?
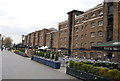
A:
[69,60,120,81]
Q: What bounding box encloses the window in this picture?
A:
[65,24,67,27]
[98,20,103,26]
[91,13,95,17]
[97,52,102,58]
[81,26,84,31]
[81,35,83,39]
[75,35,78,40]
[65,44,67,47]
[99,10,103,16]
[64,30,67,34]
[64,37,67,41]
[90,32,95,37]
[98,31,103,36]
[82,19,84,22]
[91,22,95,27]
[75,43,78,47]
[60,38,63,41]
[86,15,88,18]
[107,30,113,38]
[81,43,83,47]
[61,31,63,34]
[90,52,94,57]
[84,43,86,46]
[90,42,94,46]
[97,42,102,44]
[60,44,63,47]
[83,52,86,57]
[108,5,113,14]
[75,27,79,32]
[85,34,87,38]
[75,20,79,25]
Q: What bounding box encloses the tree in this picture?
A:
[4,37,13,47]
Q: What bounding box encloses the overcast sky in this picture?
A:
[0,0,103,44]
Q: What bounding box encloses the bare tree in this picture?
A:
[4,37,13,47]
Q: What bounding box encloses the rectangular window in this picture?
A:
[81,35,83,39]
[98,21,103,26]
[91,32,95,37]
[75,27,79,32]
[99,11,103,16]
[107,30,113,38]
[75,20,79,25]
[64,37,67,41]
[90,42,94,46]
[75,35,78,40]
[91,22,95,27]
[90,52,94,57]
[81,26,84,31]
[91,13,95,17]
[108,5,113,14]
[75,43,78,47]
[64,30,67,34]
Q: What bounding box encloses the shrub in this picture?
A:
[90,66,101,76]
[19,48,25,52]
[108,63,118,69]
[69,60,120,80]
[45,53,47,58]
[94,62,107,67]
[83,61,93,65]
[51,53,55,60]
[98,68,109,77]
[15,50,20,52]
[73,62,79,69]
[47,53,50,59]
[38,52,42,57]
[41,52,45,57]
[36,51,38,55]
[78,62,84,71]
[69,60,75,68]
[108,69,120,81]
[55,54,59,61]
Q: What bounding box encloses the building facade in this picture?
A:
[46,31,59,50]
[24,28,57,47]
[23,0,120,62]
[58,1,120,62]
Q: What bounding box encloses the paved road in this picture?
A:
[2,50,78,79]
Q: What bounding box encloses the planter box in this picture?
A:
[66,67,112,81]
[31,56,60,69]
[14,51,26,57]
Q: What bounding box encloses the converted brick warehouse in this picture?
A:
[23,1,120,62]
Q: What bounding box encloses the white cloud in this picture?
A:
[0,0,103,44]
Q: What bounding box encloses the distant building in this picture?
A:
[24,28,56,47]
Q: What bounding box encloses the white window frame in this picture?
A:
[91,32,95,37]
[98,20,103,26]
[91,22,95,28]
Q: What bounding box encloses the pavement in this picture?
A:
[0,50,2,81]
[2,50,80,79]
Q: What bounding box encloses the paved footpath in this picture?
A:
[2,50,81,79]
